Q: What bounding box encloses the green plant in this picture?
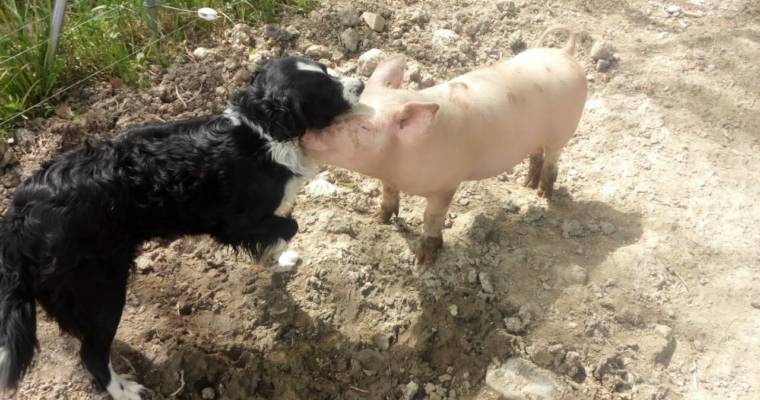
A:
[0,0,317,138]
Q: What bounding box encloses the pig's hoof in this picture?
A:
[523,174,540,189]
[415,236,443,267]
[373,207,397,224]
[538,185,554,200]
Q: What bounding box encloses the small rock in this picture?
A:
[504,306,531,334]
[373,333,392,350]
[596,59,611,72]
[467,269,479,284]
[496,0,519,15]
[486,357,561,399]
[177,301,193,316]
[479,272,494,293]
[201,387,215,399]
[230,23,254,46]
[354,349,384,373]
[1,170,21,189]
[557,264,588,286]
[341,28,361,52]
[449,304,459,317]
[358,48,386,76]
[508,30,527,54]
[752,301,760,310]
[424,382,437,394]
[232,68,249,83]
[407,63,422,82]
[590,41,615,61]
[305,177,337,196]
[561,219,584,238]
[615,305,643,326]
[135,254,153,273]
[600,221,616,235]
[402,381,419,400]
[362,12,386,32]
[525,206,545,223]
[432,29,460,49]
[665,5,682,16]
[337,8,361,27]
[305,44,331,59]
[586,74,595,82]
[407,10,430,25]
[418,73,436,89]
[192,47,211,59]
[14,128,37,147]
[263,24,293,42]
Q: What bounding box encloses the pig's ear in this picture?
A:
[396,102,439,137]
[367,55,405,91]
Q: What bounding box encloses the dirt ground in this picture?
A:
[2,0,759,399]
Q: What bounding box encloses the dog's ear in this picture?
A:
[249,60,270,85]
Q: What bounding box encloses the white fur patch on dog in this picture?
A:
[262,238,300,273]
[0,346,9,389]
[340,77,364,106]
[106,363,145,400]
[275,176,305,217]
[296,61,325,73]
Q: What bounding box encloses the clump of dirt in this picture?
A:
[3,0,760,399]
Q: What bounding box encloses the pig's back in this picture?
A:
[451,48,587,180]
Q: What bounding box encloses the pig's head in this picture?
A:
[301,56,439,174]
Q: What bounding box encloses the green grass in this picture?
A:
[0,0,316,138]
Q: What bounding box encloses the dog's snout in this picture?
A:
[355,80,365,95]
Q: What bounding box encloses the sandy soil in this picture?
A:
[1,0,759,399]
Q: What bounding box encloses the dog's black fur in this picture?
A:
[0,56,362,397]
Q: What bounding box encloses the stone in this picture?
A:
[666,5,682,16]
[305,177,338,196]
[192,47,211,59]
[557,264,588,286]
[337,8,361,27]
[467,269,479,284]
[590,41,615,61]
[201,387,215,399]
[230,23,254,46]
[596,59,612,72]
[449,304,459,317]
[402,381,419,400]
[561,219,584,238]
[486,357,561,399]
[509,30,527,54]
[600,221,616,235]
[478,272,494,293]
[358,48,386,76]
[373,333,392,350]
[525,206,545,223]
[305,44,331,59]
[14,128,37,147]
[432,29,460,50]
[362,12,386,32]
[341,28,361,52]
[354,349,384,373]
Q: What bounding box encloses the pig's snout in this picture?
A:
[339,77,365,106]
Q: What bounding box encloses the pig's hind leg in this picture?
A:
[416,189,457,266]
[523,150,543,189]
[537,146,563,200]
[374,181,400,223]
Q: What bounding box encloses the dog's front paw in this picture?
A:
[107,371,149,400]
[271,250,300,273]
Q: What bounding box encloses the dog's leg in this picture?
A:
[217,215,300,272]
[523,150,543,189]
[373,181,400,224]
[416,189,457,267]
[67,266,146,400]
[538,145,562,200]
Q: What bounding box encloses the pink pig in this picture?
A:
[302,26,587,266]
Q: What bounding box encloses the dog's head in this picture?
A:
[233,56,364,141]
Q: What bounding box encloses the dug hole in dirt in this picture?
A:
[2,0,759,399]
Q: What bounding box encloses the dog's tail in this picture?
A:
[0,229,37,392]
[535,25,578,55]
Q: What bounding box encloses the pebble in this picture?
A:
[201,387,215,399]
[449,304,459,317]
[192,47,211,59]
[600,221,617,235]
[341,28,361,52]
[561,219,584,238]
[305,44,331,59]
[590,41,615,61]
[751,301,760,310]
[14,128,37,147]
[596,59,612,72]
[337,7,361,27]
[557,264,588,286]
[402,381,419,400]
[358,48,386,76]
[666,5,682,16]
[229,23,254,46]
[508,30,526,54]
[486,357,560,399]
[362,12,386,32]
[432,29,460,49]
[467,269,479,284]
[305,177,337,196]
[496,0,518,14]
[478,272,495,293]
[525,206,545,223]
[373,333,392,350]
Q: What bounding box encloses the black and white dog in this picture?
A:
[0,57,363,399]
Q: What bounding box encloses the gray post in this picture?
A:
[144,0,160,39]
[47,0,67,58]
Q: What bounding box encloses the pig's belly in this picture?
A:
[462,124,541,181]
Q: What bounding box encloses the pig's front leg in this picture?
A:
[374,181,400,223]
[416,189,457,266]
